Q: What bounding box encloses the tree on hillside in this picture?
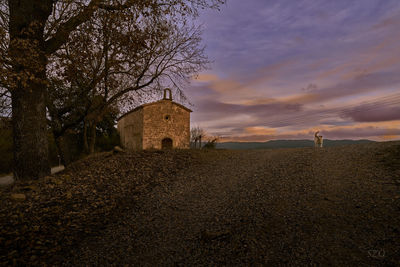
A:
[0,0,224,181]
[191,126,206,149]
[47,8,208,162]
[203,136,219,149]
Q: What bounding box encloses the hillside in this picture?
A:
[216,139,375,149]
[1,141,399,265]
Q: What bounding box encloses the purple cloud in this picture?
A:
[184,0,400,141]
[340,102,400,123]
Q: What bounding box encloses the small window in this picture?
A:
[164,115,170,121]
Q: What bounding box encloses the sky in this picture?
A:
[184,0,400,141]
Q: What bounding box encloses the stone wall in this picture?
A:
[117,108,143,150]
[142,100,190,149]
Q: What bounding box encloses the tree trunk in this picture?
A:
[12,87,50,180]
[9,0,53,180]
[55,135,71,167]
[83,121,96,154]
[88,123,96,154]
[83,121,89,153]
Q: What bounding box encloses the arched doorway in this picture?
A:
[161,138,173,149]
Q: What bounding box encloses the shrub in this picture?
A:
[203,138,218,149]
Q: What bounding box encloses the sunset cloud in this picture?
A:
[220,121,400,142]
[185,0,400,142]
[340,102,400,123]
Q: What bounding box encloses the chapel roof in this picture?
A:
[117,99,192,121]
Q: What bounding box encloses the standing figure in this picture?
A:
[314,131,323,148]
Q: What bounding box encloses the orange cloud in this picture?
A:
[195,73,219,82]
[383,121,400,140]
[193,73,259,102]
[244,127,277,135]
[246,59,298,87]
[279,93,318,104]
[241,97,278,105]
[218,120,400,142]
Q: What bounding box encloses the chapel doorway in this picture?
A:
[162,138,173,149]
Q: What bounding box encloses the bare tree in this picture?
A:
[0,0,224,181]
[47,8,208,161]
[203,135,219,149]
[191,126,206,149]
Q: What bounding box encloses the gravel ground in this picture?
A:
[62,141,400,266]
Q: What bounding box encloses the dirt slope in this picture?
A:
[66,142,400,266]
[1,142,399,266]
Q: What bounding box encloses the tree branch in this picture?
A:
[45,0,101,54]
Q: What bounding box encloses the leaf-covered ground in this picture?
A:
[0,150,197,266]
[1,142,399,266]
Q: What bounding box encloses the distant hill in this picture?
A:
[215,139,375,150]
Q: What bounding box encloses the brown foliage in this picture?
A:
[0,0,224,180]
[0,150,197,265]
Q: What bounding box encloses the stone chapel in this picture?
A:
[117,89,192,150]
